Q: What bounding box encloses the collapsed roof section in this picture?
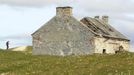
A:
[81,17,129,41]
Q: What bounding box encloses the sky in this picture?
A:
[0,0,134,51]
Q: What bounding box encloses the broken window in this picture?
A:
[119,46,124,51]
[115,46,124,54]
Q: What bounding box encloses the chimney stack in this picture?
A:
[102,16,109,23]
[56,6,72,16]
[94,16,100,19]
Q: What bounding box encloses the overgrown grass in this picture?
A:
[0,50,134,75]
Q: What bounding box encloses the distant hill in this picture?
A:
[0,50,134,75]
[0,48,3,50]
[9,46,32,53]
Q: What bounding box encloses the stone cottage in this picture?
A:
[32,6,130,56]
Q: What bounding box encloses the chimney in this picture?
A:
[102,16,109,23]
[94,16,100,19]
[56,6,72,16]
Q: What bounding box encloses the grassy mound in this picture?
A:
[0,50,134,75]
[9,46,32,53]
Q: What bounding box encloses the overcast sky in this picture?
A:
[0,0,134,51]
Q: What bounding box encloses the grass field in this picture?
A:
[0,48,134,75]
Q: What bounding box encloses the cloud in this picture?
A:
[0,34,30,40]
[0,0,75,7]
[0,0,133,13]
[77,0,134,13]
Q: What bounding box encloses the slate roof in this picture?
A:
[81,17,129,41]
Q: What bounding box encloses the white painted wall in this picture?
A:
[94,37,129,54]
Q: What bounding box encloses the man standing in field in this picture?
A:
[6,41,9,50]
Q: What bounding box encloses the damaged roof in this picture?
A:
[81,17,129,41]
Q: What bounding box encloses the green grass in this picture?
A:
[0,50,134,75]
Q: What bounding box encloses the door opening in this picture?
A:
[103,49,106,54]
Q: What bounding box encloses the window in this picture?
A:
[119,46,124,51]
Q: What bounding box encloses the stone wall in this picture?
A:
[56,7,72,16]
[32,15,95,56]
[94,37,129,54]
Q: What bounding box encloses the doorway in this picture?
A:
[103,49,106,54]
